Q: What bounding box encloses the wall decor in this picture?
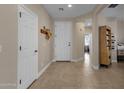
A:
[40,26,52,40]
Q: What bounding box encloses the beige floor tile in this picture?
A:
[30,58,124,89]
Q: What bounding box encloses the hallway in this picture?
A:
[30,61,124,89]
[0,4,124,89]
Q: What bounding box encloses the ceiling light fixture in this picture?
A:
[59,8,64,12]
[68,4,72,8]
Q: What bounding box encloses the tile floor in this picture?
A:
[30,53,124,89]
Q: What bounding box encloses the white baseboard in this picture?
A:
[71,59,77,62]
[112,60,117,63]
[53,57,84,62]
[77,57,84,62]
[51,59,56,62]
[37,60,53,79]
[92,65,99,70]
[0,83,16,89]
[71,57,84,62]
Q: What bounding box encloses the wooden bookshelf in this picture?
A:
[99,26,112,67]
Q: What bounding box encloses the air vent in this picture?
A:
[108,4,118,8]
[59,8,64,12]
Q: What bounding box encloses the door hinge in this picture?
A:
[19,12,21,18]
[19,80,21,85]
[19,46,22,51]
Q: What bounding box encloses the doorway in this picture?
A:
[54,21,72,62]
[84,33,91,65]
[18,5,38,89]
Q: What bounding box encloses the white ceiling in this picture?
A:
[43,4,96,19]
[100,4,124,21]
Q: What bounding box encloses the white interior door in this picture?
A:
[18,5,38,89]
[54,21,72,61]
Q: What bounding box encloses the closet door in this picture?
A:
[18,5,38,89]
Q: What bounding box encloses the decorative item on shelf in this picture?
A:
[112,36,115,37]
[106,34,110,36]
[40,26,52,40]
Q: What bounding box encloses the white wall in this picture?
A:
[72,13,93,62]
[106,18,118,62]
[91,5,107,69]
[72,21,85,61]
[0,5,18,88]
[117,20,124,43]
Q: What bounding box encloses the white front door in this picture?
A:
[18,5,38,89]
[54,21,72,61]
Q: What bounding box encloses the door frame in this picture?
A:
[17,5,38,89]
[84,32,92,62]
[54,21,72,62]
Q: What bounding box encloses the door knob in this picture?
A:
[34,50,38,53]
[68,42,71,46]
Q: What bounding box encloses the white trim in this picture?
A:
[17,5,38,89]
[71,57,84,62]
[51,59,56,62]
[0,84,16,89]
[18,5,38,17]
[37,60,53,79]
[112,60,117,63]
[71,59,77,62]
[92,65,99,70]
[77,57,84,62]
